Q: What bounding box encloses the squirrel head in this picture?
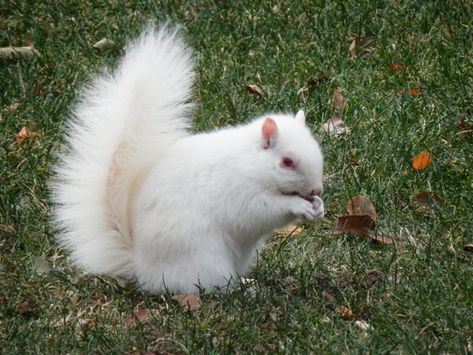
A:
[255,110,323,199]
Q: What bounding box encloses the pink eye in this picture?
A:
[282,157,295,169]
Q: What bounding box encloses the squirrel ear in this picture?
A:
[261,117,278,149]
[295,110,305,124]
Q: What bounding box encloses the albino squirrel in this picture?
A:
[51,26,324,294]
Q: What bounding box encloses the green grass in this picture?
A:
[1,0,473,353]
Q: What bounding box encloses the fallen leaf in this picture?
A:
[332,90,346,111]
[333,215,376,236]
[348,37,376,58]
[408,87,422,95]
[172,294,201,311]
[348,39,357,58]
[347,195,377,221]
[0,224,16,237]
[464,244,473,252]
[370,234,394,245]
[411,192,444,207]
[246,84,264,97]
[362,269,385,286]
[32,256,51,275]
[322,113,351,135]
[15,126,42,144]
[412,150,433,170]
[274,224,303,237]
[124,308,160,327]
[4,103,21,112]
[337,305,354,320]
[0,46,39,60]
[458,116,473,137]
[92,38,115,51]
[322,291,336,305]
[23,39,34,46]
[388,63,406,72]
[355,320,373,331]
[15,299,35,316]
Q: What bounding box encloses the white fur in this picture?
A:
[51,25,324,294]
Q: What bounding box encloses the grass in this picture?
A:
[1,0,472,353]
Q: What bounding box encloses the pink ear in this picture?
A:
[262,117,277,149]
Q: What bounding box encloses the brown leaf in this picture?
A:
[337,305,354,320]
[458,116,473,137]
[0,224,16,237]
[0,46,39,60]
[322,291,336,305]
[412,150,433,170]
[349,37,376,58]
[370,234,394,245]
[123,308,160,327]
[15,126,42,144]
[4,102,21,112]
[15,299,36,316]
[172,294,201,311]
[362,269,385,286]
[388,63,406,72]
[348,39,357,58]
[274,224,303,237]
[246,84,264,97]
[347,195,377,221]
[92,38,115,51]
[408,87,422,95]
[322,113,351,135]
[464,244,473,252]
[411,192,444,207]
[332,90,346,110]
[333,215,376,236]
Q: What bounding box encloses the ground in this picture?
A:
[1,1,472,353]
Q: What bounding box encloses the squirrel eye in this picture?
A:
[282,157,295,169]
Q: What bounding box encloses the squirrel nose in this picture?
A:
[311,187,323,196]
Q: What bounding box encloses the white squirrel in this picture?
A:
[51,26,324,294]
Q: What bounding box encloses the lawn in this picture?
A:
[1,0,472,353]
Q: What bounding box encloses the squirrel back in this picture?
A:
[51,26,194,278]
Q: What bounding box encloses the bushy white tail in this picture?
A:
[51,26,194,278]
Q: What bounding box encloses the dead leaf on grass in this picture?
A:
[408,87,422,95]
[123,308,160,327]
[332,90,346,111]
[464,244,473,253]
[458,116,473,137]
[92,38,115,51]
[347,195,377,221]
[322,113,351,135]
[337,305,354,320]
[0,46,39,60]
[412,150,433,170]
[411,192,444,207]
[355,320,373,331]
[388,63,406,72]
[333,215,376,236]
[15,126,42,144]
[274,224,303,237]
[246,84,264,97]
[172,294,201,311]
[32,256,51,275]
[348,37,376,58]
[4,103,21,112]
[0,224,16,237]
[362,269,385,286]
[370,234,394,245]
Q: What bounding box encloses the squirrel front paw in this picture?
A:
[311,195,324,221]
[289,195,324,222]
